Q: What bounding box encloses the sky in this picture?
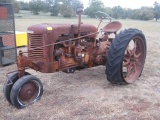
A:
[82,0,160,9]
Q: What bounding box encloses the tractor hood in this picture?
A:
[27,23,98,35]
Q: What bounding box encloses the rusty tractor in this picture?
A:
[3,9,146,109]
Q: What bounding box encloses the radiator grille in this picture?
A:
[28,34,44,59]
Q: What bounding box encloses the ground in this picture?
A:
[0,11,160,120]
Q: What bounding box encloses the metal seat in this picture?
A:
[102,21,122,34]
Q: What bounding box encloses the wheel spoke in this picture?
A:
[128,40,137,56]
[126,64,132,79]
[123,57,130,67]
[131,47,136,55]
[133,40,141,58]
[134,52,141,58]
[127,48,132,55]
[132,63,137,73]
[134,40,137,49]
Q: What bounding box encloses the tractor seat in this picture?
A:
[102,21,122,34]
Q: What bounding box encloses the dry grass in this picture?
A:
[0,11,160,120]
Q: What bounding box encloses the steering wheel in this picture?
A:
[95,11,111,22]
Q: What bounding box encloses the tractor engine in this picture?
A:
[26,23,110,73]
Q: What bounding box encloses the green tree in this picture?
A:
[43,0,83,17]
[59,0,73,18]
[84,0,105,18]
[139,7,154,21]
[70,0,83,15]
[104,7,112,17]
[126,7,154,21]
[44,0,60,16]
[112,6,124,19]
[13,0,20,13]
[127,9,139,19]
[122,9,128,19]
[19,1,29,11]
[41,1,50,13]
[29,0,42,15]
[153,1,160,21]
[125,8,132,19]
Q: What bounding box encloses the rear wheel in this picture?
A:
[106,29,146,84]
[10,75,43,109]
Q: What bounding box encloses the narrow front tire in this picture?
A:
[10,75,43,109]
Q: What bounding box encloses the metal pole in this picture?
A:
[0,36,3,66]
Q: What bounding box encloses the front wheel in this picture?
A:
[105,29,146,84]
[10,75,43,109]
[3,72,30,104]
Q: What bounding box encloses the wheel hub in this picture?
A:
[19,82,38,102]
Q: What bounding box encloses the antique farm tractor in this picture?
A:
[3,9,146,109]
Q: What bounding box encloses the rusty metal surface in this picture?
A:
[122,37,145,83]
[19,81,39,104]
[16,10,121,76]
[17,51,40,77]
[102,21,122,33]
